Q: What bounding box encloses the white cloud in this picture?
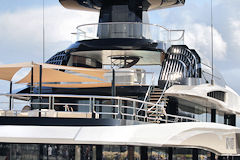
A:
[185,23,227,60]
[0,5,99,63]
[229,19,240,48]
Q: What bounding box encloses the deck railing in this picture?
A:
[72,22,185,50]
[0,94,197,123]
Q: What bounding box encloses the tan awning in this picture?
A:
[0,62,33,81]
[0,67,22,81]
[0,62,109,85]
[16,65,104,84]
[36,63,108,79]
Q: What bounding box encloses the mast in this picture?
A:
[210,0,214,85]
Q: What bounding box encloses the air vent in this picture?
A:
[207,91,225,102]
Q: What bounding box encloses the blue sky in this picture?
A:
[0,0,240,94]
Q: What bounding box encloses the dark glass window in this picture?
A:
[0,143,221,160]
[68,55,102,68]
[46,51,67,65]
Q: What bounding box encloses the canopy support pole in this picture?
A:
[30,66,34,109]
[111,69,116,118]
[9,81,12,110]
[39,65,43,117]
[30,66,34,94]
[39,65,42,95]
[111,69,116,97]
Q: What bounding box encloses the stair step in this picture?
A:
[148,100,167,103]
[150,99,169,101]
[150,95,166,98]
[153,89,164,92]
[150,100,169,102]
[147,104,168,107]
[151,92,164,94]
[150,95,168,98]
[150,94,163,97]
[147,110,165,113]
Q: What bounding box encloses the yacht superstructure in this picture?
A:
[0,0,240,159]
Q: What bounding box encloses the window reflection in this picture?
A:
[102,145,128,160]
[173,148,192,160]
[216,111,224,124]
[148,147,168,160]
[236,115,240,128]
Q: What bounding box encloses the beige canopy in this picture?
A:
[0,62,111,88]
[0,67,21,81]
[16,65,104,84]
[39,63,107,79]
[0,62,33,81]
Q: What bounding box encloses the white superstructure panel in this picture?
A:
[165,84,240,114]
[0,122,239,156]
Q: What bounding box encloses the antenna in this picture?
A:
[42,0,45,63]
[210,0,214,85]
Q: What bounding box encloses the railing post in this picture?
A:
[91,97,95,119]
[11,96,14,111]
[9,81,12,110]
[48,96,51,110]
[38,64,43,117]
[145,104,148,122]
[133,101,136,121]
[118,99,122,120]
[52,96,55,110]
[30,66,34,109]
[111,69,116,119]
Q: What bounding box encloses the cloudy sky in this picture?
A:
[0,0,239,94]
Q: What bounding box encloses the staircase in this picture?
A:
[147,86,168,123]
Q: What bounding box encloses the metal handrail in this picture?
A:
[137,74,155,114]
[169,29,185,42]
[148,78,170,113]
[147,71,179,118]
[77,22,170,31]
[1,93,165,110]
[0,93,198,123]
[75,22,185,43]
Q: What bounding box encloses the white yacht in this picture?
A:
[0,0,240,159]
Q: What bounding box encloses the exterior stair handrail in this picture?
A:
[137,73,155,114]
